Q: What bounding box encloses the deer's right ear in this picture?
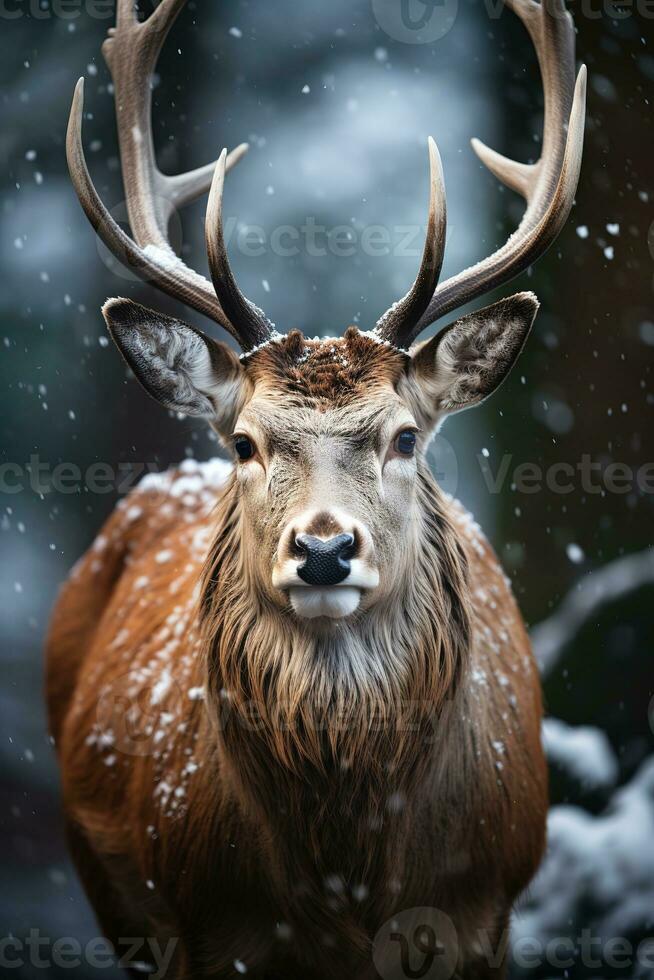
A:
[408,292,539,427]
[102,298,246,434]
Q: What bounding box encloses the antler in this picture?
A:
[375,0,586,349]
[67,0,274,351]
[373,137,447,344]
[205,150,279,347]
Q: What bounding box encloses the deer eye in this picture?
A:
[394,430,417,457]
[234,435,255,461]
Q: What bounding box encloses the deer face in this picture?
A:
[103,293,538,622]
[232,331,417,620]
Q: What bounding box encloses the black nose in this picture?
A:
[295,533,355,587]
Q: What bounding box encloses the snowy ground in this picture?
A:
[510,550,654,978]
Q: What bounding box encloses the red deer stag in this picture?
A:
[47,0,586,976]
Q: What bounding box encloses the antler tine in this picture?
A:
[206,150,276,349]
[374,137,447,348]
[113,0,137,26]
[403,0,586,342]
[146,0,187,32]
[166,143,250,211]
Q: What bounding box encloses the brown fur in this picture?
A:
[246,329,408,405]
[47,333,547,979]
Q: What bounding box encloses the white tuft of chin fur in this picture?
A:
[289,587,361,620]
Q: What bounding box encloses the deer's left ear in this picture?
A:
[102,297,247,435]
[410,292,539,421]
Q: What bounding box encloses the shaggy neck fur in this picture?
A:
[198,462,471,954]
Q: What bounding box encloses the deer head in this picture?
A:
[68,0,586,626]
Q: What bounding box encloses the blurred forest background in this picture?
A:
[1,0,653,976]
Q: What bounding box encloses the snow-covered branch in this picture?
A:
[531,548,654,678]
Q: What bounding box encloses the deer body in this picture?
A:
[49,0,586,975]
[48,450,545,979]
